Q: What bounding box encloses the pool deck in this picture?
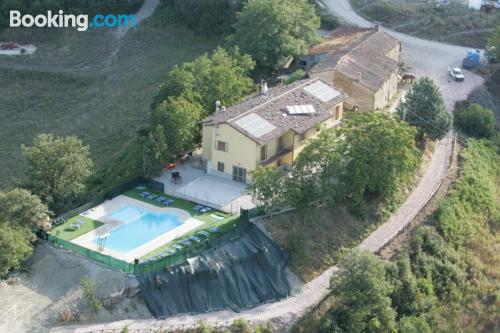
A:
[71,195,204,263]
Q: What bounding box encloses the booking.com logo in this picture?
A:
[9,10,137,32]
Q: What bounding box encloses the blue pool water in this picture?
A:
[96,205,184,254]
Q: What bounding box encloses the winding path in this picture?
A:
[51,2,485,332]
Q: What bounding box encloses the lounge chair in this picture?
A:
[193,204,203,211]
[210,214,225,220]
[166,248,176,254]
[189,236,201,243]
[180,240,193,247]
[200,207,212,213]
[198,230,210,237]
[209,226,221,233]
[164,199,175,206]
[156,196,166,203]
[147,194,157,200]
[172,244,183,250]
[139,191,150,197]
[68,224,80,230]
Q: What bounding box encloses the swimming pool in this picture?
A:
[96,205,184,253]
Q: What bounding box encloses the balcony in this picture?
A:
[259,148,293,166]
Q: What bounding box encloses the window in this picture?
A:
[216,140,228,152]
[217,162,224,172]
[233,166,247,183]
[277,136,285,152]
[299,132,306,142]
[260,145,267,161]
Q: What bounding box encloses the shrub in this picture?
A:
[454,104,496,138]
[81,277,102,312]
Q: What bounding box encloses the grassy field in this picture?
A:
[0,4,220,189]
[350,0,499,48]
[264,206,376,282]
[50,216,104,241]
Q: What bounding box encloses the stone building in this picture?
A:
[299,26,401,111]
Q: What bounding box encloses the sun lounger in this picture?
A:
[192,205,203,211]
[172,244,183,250]
[139,191,150,197]
[147,194,157,200]
[209,226,221,233]
[180,240,193,247]
[166,248,176,254]
[164,199,175,205]
[198,230,210,237]
[210,214,224,220]
[189,236,201,243]
[200,207,212,213]
[68,224,80,230]
[156,196,166,202]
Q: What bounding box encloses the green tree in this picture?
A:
[329,250,397,333]
[398,316,431,333]
[288,128,342,208]
[0,225,35,277]
[137,125,168,179]
[154,47,254,112]
[246,166,288,216]
[0,189,51,230]
[230,0,320,74]
[454,103,495,138]
[487,25,500,59]
[397,77,451,140]
[336,112,421,205]
[152,96,204,158]
[22,134,93,213]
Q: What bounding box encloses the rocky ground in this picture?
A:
[0,244,151,333]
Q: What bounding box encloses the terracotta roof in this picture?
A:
[202,78,345,145]
[309,27,400,91]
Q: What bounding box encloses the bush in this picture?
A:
[81,277,102,312]
[454,104,496,138]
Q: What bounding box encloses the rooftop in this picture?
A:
[309,26,400,91]
[202,78,345,144]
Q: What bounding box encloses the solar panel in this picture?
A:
[234,113,276,138]
[286,105,316,115]
[303,81,340,102]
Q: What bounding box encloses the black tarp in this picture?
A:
[137,224,291,318]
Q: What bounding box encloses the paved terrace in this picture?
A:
[155,159,255,214]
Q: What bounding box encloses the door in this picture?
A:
[232,166,247,183]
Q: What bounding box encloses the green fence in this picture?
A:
[47,218,253,275]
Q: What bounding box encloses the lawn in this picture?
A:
[0,4,221,189]
[264,206,376,282]
[124,187,242,261]
[50,215,104,241]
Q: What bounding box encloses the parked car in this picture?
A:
[448,67,464,81]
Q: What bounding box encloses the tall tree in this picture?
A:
[288,128,343,208]
[229,0,320,74]
[22,134,93,213]
[336,112,421,205]
[0,189,51,230]
[246,166,288,216]
[153,46,255,113]
[152,96,204,158]
[137,125,168,179]
[0,225,35,277]
[329,250,397,333]
[397,77,451,140]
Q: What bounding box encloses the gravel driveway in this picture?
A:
[51,2,486,332]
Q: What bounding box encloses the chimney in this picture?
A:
[221,106,226,112]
